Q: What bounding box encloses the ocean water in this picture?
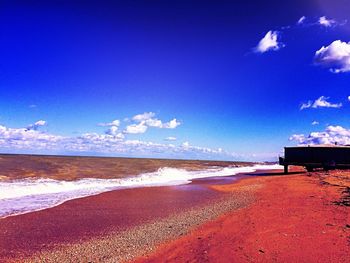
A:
[0,164,282,218]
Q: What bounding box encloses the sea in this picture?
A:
[0,154,282,218]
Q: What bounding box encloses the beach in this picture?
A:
[2,1,350,262]
[0,159,349,262]
[137,169,350,263]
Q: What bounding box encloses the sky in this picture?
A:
[1,0,350,161]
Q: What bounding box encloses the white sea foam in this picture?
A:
[0,164,282,218]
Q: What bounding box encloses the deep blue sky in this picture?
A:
[0,0,350,161]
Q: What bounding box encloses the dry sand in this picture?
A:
[136,169,350,263]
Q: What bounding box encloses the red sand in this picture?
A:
[0,184,220,260]
[136,170,350,263]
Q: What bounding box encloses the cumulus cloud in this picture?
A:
[311,121,319,125]
[124,122,148,134]
[300,101,312,110]
[182,141,190,148]
[290,125,350,145]
[300,96,342,110]
[127,112,181,132]
[295,16,345,28]
[0,124,63,150]
[98,119,122,136]
[312,96,342,108]
[98,119,120,127]
[165,136,177,141]
[297,16,306,25]
[314,40,350,73]
[318,16,336,27]
[255,31,283,53]
[162,118,181,129]
[144,118,162,128]
[132,112,156,122]
[26,120,47,131]
[105,126,124,138]
[289,134,306,144]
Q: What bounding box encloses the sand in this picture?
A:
[136,169,350,263]
[0,174,251,262]
[1,168,349,262]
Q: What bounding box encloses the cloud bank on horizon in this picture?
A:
[0,113,240,160]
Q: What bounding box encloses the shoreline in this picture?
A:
[0,164,279,219]
[0,169,266,262]
[1,167,348,262]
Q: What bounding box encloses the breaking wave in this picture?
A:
[0,164,282,218]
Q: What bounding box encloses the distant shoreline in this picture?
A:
[0,152,261,164]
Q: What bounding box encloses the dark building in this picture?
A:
[279,145,350,173]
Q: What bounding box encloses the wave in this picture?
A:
[0,164,282,218]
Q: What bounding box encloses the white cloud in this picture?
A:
[314,40,350,73]
[98,119,122,137]
[348,96,350,101]
[132,112,156,122]
[311,121,319,125]
[182,141,190,148]
[312,96,342,108]
[297,16,306,24]
[145,118,163,128]
[0,124,63,150]
[130,112,181,130]
[162,118,181,129]
[295,16,346,28]
[27,120,47,130]
[105,126,120,136]
[318,16,336,27]
[255,31,283,53]
[98,119,120,127]
[100,113,181,135]
[165,136,177,141]
[289,134,306,144]
[34,120,46,126]
[290,125,350,145]
[300,101,312,110]
[300,96,342,110]
[0,122,237,159]
[124,122,148,134]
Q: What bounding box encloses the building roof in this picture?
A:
[286,144,350,148]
